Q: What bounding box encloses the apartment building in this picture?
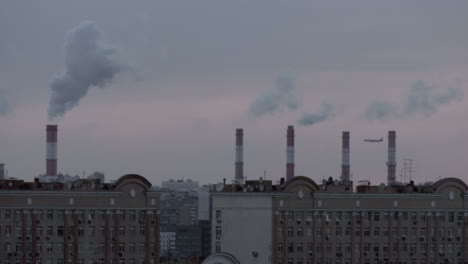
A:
[209,176,468,264]
[0,174,161,264]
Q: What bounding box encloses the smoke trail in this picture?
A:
[365,101,398,121]
[298,102,334,126]
[365,81,464,120]
[48,21,122,120]
[404,81,464,117]
[249,76,299,117]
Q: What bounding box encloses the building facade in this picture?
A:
[210,176,468,264]
[0,174,161,264]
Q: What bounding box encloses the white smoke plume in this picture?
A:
[365,100,398,121]
[366,81,464,120]
[48,21,122,120]
[298,102,335,126]
[249,76,299,117]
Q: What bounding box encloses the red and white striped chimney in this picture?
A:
[46,125,58,177]
[387,130,396,185]
[286,125,295,180]
[235,128,244,184]
[341,131,350,181]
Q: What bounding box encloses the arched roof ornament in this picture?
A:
[281,176,319,192]
[202,252,240,264]
[113,174,152,190]
[432,177,468,193]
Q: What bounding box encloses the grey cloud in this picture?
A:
[366,81,464,120]
[0,87,10,115]
[48,21,122,120]
[298,102,335,126]
[249,76,299,117]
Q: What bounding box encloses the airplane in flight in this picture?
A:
[363,137,383,142]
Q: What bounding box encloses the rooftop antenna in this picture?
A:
[264,170,267,180]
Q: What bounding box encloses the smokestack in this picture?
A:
[235,128,244,184]
[286,125,295,180]
[0,163,5,180]
[46,125,58,177]
[341,131,350,181]
[387,131,396,185]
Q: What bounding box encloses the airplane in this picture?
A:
[363,137,383,143]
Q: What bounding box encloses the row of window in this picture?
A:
[277,242,464,254]
[2,241,156,253]
[279,211,465,224]
[2,258,153,264]
[1,226,155,237]
[277,258,465,264]
[279,226,464,238]
[0,210,156,222]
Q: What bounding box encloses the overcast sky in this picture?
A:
[1,1,467,186]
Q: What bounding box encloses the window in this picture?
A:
[297,243,303,252]
[57,226,64,237]
[336,227,342,236]
[129,227,136,236]
[16,243,23,253]
[373,212,380,221]
[139,243,145,252]
[278,243,283,252]
[215,242,221,253]
[47,210,53,220]
[4,242,11,252]
[119,227,125,236]
[297,227,303,237]
[98,243,105,252]
[288,243,294,253]
[364,228,370,237]
[5,226,11,236]
[5,210,11,220]
[374,227,380,237]
[15,227,22,237]
[119,243,125,252]
[288,227,294,237]
[139,227,145,236]
[128,210,136,221]
[57,242,63,252]
[216,210,221,223]
[129,243,136,253]
[216,226,222,239]
[78,226,85,237]
[88,226,95,236]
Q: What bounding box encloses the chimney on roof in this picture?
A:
[387,131,396,185]
[235,128,244,184]
[46,125,58,180]
[341,131,350,181]
[286,125,295,180]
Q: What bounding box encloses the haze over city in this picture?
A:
[0,1,467,186]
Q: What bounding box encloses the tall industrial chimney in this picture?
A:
[235,128,244,184]
[286,125,295,180]
[341,131,350,181]
[46,125,58,177]
[387,130,396,185]
[0,163,5,180]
